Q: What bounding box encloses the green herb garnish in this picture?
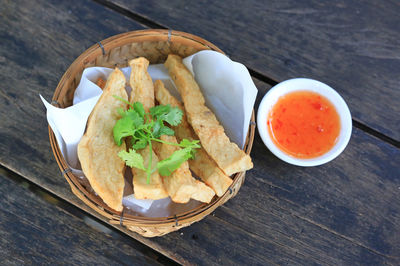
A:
[113,98,200,183]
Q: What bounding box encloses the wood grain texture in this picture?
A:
[0,169,166,266]
[111,0,400,142]
[0,0,399,265]
[218,126,400,264]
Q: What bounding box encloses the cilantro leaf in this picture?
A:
[162,107,183,126]
[150,104,171,118]
[118,149,146,170]
[113,100,198,179]
[156,139,201,176]
[133,102,145,118]
[159,125,175,136]
[153,122,175,138]
[113,108,144,146]
[132,138,147,150]
[157,147,193,176]
[150,105,183,126]
[179,139,201,148]
[124,109,144,127]
[152,119,162,138]
[113,116,134,146]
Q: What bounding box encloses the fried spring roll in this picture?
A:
[164,54,253,176]
[154,79,233,196]
[78,68,127,211]
[129,57,168,200]
[96,77,106,90]
[131,147,168,200]
[153,134,215,203]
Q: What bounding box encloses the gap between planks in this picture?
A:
[91,0,400,149]
[220,192,398,261]
[2,161,396,263]
[0,164,178,266]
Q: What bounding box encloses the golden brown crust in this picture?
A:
[96,77,106,90]
[129,57,154,111]
[154,79,232,197]
[164,54,253,176]
[153,133,214,203]
[129,58,168,200]
[131,147,168,200]
[77,68,127,212]
[191,180,217,203]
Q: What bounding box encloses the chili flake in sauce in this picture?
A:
[267,90,341,159]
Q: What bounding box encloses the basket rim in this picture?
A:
[49,29,256,227]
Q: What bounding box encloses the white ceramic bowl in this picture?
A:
[257,78,352,166]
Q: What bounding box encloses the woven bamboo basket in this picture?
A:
[49,29,255,237]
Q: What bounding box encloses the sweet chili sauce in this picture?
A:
[267,90,341,159]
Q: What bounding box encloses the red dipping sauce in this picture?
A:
[267,90,341,159]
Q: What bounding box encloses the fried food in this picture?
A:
[154,79,233,196]
[153,132,215,203]
[96,77,106,89]
[78,68,127,212]
[129,57,168,200]
[164,54,253,176]
[188,149,233,197]
[131,147,169,200]
[129,57,154,108]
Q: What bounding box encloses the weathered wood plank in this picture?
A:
[216,127,400,262]
[0,0,399,265]
[111,0,400,141]
[0,168,167,266]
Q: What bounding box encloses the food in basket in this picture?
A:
[96,77,106,89]
[154,79,233,196]
[77,54,253,211]
[153,80,215,203]
[164,55,253,176]
[128,57,168,200]
[153,134,215,203]
[77,68,127,212]
[45,30,257,237]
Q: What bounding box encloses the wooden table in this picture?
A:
[1,0,399,265]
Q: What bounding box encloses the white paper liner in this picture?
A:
[41,51,257,216]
